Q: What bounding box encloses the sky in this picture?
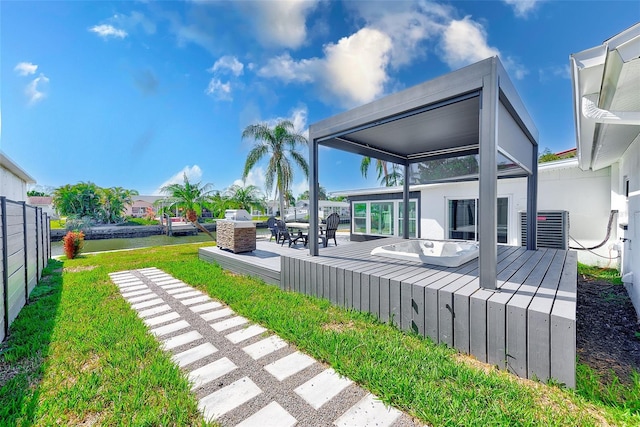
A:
[1,1,638,198]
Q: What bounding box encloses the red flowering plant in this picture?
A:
[63,230,85,259]
[144,206,155,221]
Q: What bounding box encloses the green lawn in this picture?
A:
[1,243,638,425]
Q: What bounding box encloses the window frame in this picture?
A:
[351,199,418,238]
[446,195,511,243]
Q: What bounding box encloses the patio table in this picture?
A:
[286,222,325,247]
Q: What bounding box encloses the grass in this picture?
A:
[1,244,638,426]
[119,217,160,226]
[578,262,623,285]
[0,258,205,425]
[49,218,66,229]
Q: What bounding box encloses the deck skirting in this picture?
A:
[279,239,576,387]
[199,238,576,387]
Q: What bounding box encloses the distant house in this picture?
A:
[125,195,165,218]
[570,23,640,316]
[285,199,350,222]
[0,151,36,201]
[26,196,56,218]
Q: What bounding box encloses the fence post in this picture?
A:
[22,202,29,304]
[38,208,43,276]
[46,213,50,261]
[1,197,9,338]
[35,207,40,280]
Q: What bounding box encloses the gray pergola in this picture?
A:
[308,57,539,290]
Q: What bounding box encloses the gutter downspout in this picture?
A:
[582,94,640,125]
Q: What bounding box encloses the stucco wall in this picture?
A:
[618,137,640,318]
[418,162,615,266]
[1,165,28,201]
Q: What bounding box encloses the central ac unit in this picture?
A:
[519,210,570,250]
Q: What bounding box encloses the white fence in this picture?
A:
[0,196,50,342]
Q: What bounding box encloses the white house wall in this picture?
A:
[1,165,28,201]
[618,136,640,317]
[419,163,615,266]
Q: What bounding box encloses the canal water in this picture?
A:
[51,229,272,257]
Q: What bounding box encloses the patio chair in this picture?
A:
[276,220,294,247]
[266,216,278,241]
[322,212,340,248]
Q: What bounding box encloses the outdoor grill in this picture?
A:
[217,209,256,253]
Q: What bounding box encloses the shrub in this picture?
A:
[63,231,84,259]
[65,216,92,233]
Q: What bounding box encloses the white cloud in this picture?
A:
[247,0,320,49]
[257,3,531,108]
[258,53,318,83]
[503,57,529,80]
[232,166,266,190]
[538,64,570,82]
[291,180,309,199]
[113,11,156,35]
[259,28,392,108]
[261,106,309,138]
[345,1,447,68]
[154,165,203,195]
[14,62,38,76]
[322,28,393,107]
[503,0,541,18]
[25,74,49,105]
[441,17,499,69]
[205,78,232,101]
[210,56,244,76]
[89,24,128,39]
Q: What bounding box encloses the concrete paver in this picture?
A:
[264,351,316,381]
[188,357,238,390]
[212,316,249,332]
[144,311,180,327]
[199,376,262,421]
[333,393,402,427]
[225,324,267,344]
[173,342,218,368]
[150,319,190,337]
[294,369,353,410]
[235,402,297,427]
[190,301,223,313]
[242,336,288,360]
[163,330,203,350]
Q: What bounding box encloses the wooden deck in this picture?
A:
[199,237,576,387]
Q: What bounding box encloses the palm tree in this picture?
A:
[298,184,327,201]
[52,181,102,219]
[360,157,390,185]
[99,187,139,224]
[242,120,309,221]
[225,183,265,213]
[160,174,215,239]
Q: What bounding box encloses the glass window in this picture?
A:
[353,202,367,233]
[370,202,394,235]
[448,197,508,242]
[449,199,476,240]
[399,201,417,238]
[352,199,418,237]
[497,197,508,244]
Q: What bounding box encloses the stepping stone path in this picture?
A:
[109,268,423,427]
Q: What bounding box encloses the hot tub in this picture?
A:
[371,240,479,267]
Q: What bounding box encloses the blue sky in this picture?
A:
[2,1,638,198]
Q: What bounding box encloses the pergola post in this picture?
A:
[478,61,499,290]
[403,162,410,239]
[309,136,319,256]
[526,144,538,250]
